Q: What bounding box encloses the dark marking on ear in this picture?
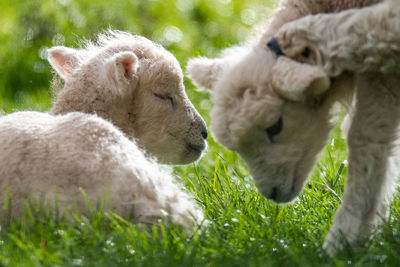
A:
[267,37,284,57]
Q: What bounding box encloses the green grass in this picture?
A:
[1,0,400,266]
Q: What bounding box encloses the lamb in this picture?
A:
[48,30,207,165]
[271,0,400,254]
[0,31,206,228]
[186,0,392,254]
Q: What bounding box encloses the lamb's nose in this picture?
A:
[267,37,283,57]
[201,130,208,140]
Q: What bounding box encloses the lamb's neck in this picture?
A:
[322,72,355,117]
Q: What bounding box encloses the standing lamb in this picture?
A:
[48,30,208,165]
[0,31,206,228]
[186,0,392,254]
[271,0,400,254]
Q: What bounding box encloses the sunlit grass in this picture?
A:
[1,125,400,266]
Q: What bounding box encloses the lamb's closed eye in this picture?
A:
[153,92,174,105]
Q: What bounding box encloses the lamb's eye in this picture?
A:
[153,93,173,105]
[301,47,311,58]
[266,117,283,140]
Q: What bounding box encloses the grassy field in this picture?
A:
[1,0,400,266]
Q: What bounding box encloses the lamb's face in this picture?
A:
[48,32,207,165]
[130,58,208,164]
[188,46,334,202]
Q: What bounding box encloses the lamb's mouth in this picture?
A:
[186,142,206,154]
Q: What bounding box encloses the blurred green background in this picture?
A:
[0,0,275,113]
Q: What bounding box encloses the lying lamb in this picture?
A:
[0,31,206,227]
[187,0,391,254]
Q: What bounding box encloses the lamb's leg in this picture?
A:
[323,72,400,255]
[276,0,400,76]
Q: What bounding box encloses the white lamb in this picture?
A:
[0,31,206,228]
[273,0,400,254]
[187,0,396,254]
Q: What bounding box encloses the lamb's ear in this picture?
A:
[271,57,330,102]
[186,57,222,90]
[48,46,81,80]
[105,51,139,91]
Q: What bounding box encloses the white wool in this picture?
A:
[0,111,204,228]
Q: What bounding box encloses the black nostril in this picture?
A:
[267,37,283,57]
[269,187,278,201]
[201,130,208,140]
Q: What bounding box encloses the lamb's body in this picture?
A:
[260,0,382,44]
[277,0,400,75]
[0,111,203,227]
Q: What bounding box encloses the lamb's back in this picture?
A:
[0,111,143,216]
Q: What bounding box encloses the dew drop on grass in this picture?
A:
[54,229,65,236]
[72,258,83,265]
[160,209,169,216]
[258,213,266,220]
[126,245,135,254]
[106,239,115,247]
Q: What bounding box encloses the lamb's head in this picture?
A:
[48,31,207,164]
[188,46,342,202]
